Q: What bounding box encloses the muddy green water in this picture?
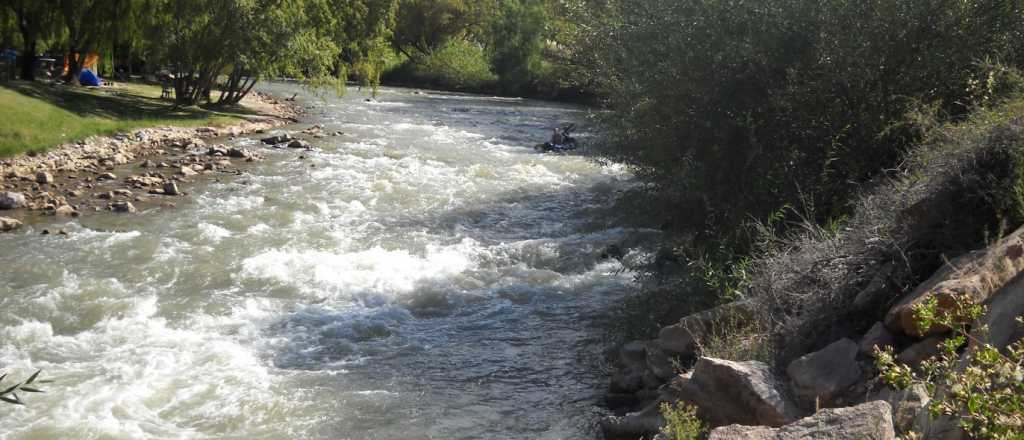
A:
[0,85,655,439]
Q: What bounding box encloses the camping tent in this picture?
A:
[63,52,100,74]
[79,68,101,86]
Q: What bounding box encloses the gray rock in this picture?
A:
[261,134,293,145]
[53,205,78,217]
[658,300,757,358]
[787,338,862,406]
[97,172,117,181]
[646,342,676,381]
[35,171,53,184]
[163,182,180,196]
[709,400,896,440]
[0,191,27,209]
[870,384,930,434]
[287,139,311,149]
[860,322,899,357]
[669,357,801,427]
[207,145,229,156]
[972,273,1024,352]
[0,216,22,232]
[228,147,251,159]
[897,335,946,366]
[110,201,137,213]
[600,394,669,439]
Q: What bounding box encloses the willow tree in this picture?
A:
[3,0,61,80]
[59,0,117,84]
[149,0,340,105]
[390,0,495,58]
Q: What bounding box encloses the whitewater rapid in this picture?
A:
[0,85,654,439]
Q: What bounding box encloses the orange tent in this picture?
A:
[63,52,100,74]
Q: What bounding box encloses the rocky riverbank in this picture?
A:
[602,227,1024,440]
[0,92,326,233]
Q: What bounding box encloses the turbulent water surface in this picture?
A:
[0,85,653,439]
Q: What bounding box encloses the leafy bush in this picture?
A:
[574,0,1024,249]
[876,295,1024,439]
[384,40,497,92]
[659,401,706,440]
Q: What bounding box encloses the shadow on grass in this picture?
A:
[3,81,268,121]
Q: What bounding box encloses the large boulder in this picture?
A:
[786,338,862,406]
[658,300,757,358]
[708,400,896,440]
[668,357,800,428]
[971,272,1024,352]
[885,226,1024,338]
[0,191,27,210]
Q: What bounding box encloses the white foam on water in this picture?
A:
[0,297,293,440]
[197,223,232,243]
[239,239,480,301]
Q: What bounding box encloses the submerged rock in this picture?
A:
[110,201,137,213]
[0,216,22,232]
[261,133,294,145]
[163,182,180,196]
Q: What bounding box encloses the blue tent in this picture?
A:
[79,68,101,86]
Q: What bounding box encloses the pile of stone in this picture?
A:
[602,227,1024,439]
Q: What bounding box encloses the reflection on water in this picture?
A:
[0,85,656,439]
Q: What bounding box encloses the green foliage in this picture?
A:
[659,401,706,440]
[384,39,497,92]
[876,295,1024,439]
[146,0,345,105]
[0,369,50,405]
[573,0,1024,249]
[390,0,492,57]
[488,0,548,95]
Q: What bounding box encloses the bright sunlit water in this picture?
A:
[0,85,655,439]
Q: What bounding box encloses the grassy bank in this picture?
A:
[0,82,241,157]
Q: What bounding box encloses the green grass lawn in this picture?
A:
[0,81,244,157]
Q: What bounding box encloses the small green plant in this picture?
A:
[0,369,50,405]
[876,295,1024,439]
[659,401,706,440]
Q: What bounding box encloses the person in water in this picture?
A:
[550,128,565,145]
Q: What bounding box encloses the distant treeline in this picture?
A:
[0,0,586,103]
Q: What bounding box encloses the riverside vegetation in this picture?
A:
[5,0,1024,439]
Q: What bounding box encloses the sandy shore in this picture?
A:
[0,92,309,232]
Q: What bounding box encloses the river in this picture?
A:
[0,85,653,439]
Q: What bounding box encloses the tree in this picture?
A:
[488,0,547,94]
[148,0,343,105]
[59,0,118,85]
[3,0,59,80]
[390,0,493,58]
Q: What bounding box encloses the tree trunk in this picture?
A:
[66,50,83,86]
[19,37,37,81]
